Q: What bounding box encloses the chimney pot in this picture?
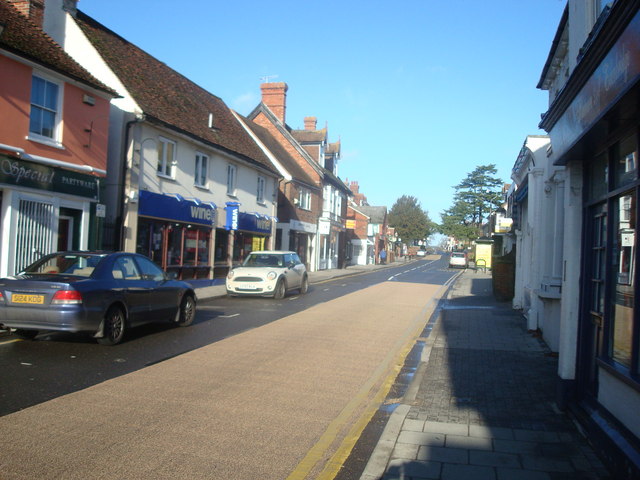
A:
[7,0,44,27]
[304,116,317,131]
[261,82,288,124]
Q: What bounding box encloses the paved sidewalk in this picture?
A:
[361,269,612,480]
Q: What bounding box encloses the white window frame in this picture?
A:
[157,136,177,178]
[195,152,209,188]
[227,164,237,196]
[257,176,266,204]
[299,188,311,210]
[29,73,63,147]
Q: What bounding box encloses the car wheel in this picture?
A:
[300,275,309,294]
[176,294,196,327]
[97,306,125,346]
[13,329,38,340]
[273,279,286,299]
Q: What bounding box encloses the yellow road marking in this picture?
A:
[287,280,449,480]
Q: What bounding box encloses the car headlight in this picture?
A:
[227,270,235,280]
[267,271,277,280]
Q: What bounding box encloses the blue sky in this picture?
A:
[79,0,566,226]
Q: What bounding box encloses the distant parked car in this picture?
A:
[416,249,426,257]
[0,251,196,345]
[449,251,468,269]
[226,251,308,299]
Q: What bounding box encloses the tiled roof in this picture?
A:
[359,206,387,224]
[291,128,327,144]
[326,141,340,155]
[237,113,317,189]
[75,11,277,173]
[0,1,115,95]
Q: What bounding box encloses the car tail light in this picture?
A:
[52,290,83,305]
[0,292,4,302]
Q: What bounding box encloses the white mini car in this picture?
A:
[449,251,468,269]
[226,251,308,299]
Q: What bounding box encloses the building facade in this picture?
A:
[534,1,640,475]
[0,0,115,276]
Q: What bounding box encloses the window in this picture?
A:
[299,188,311,210]
[257,176,265,203]
[134,256,165,282]
[195,153,208,187]
[157,137,176,178]
[29,75,60,143]
[227,164,237,195]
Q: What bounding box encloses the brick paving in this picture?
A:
[361,270,612,480]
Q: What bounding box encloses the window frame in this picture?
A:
[195,152,209,188]
[226,164,237,196]
[29,73,63,147]
[257,176,266,204]
[157,136,177,179]
[298,188,311,210]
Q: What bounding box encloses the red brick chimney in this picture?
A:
[7,0,44,27]
[260,82,288,124]
[304,116,317,131]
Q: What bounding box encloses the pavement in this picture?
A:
[359,268,612,480]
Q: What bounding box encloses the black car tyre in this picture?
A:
[176,294,196,327]
[13,329,38,340]
[273,279,286,299]
[300,275,309,294]
[97,306,125,346]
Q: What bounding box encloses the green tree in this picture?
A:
[440,164,503,240]
[388,195,436,244]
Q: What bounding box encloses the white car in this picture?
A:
[226,251,308,299]
[449,251,468,269]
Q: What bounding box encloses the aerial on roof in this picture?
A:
[74,11,277,174]
[0,0,115,95]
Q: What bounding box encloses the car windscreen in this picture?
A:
[452,253,465,258]
[242,254,284,268]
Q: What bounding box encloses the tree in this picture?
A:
[454,164,503,227]
[388,195,436,244]
[440,164,503,241]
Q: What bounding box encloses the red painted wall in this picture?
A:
[0,54,110,175]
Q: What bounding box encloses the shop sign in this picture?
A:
[345,219,356,229]
[238,212,272,234]
[550,10,640,163]
[290,219,317,233]
[138,190,216,226]
[318,220,330,235]
[225,202,240,230]
[0,155,99,199]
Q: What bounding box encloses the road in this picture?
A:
[0,257,460,479]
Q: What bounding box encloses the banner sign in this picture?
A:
[139,190,216,226]
[0,155,100,200]
[225,202,240,231]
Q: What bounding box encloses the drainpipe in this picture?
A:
[119,114,145,250]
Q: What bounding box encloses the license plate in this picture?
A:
[239,284,257,290]
[12,294,45,304]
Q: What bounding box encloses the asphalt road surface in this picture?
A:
[0,257,459,479]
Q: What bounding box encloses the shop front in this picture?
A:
[288,219,316,271]
[540,6,640,476]
[231,210,273,265]
[136,190,216,280]
[0,154,103,277]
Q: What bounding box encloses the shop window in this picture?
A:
[215,229,228,263]
[136,219,165,264]
[588,152,608,202]
[167,224,183,266]
[609,192,635,368]
[158,137,176,178]
[613,135,637,189]
[29,74,61,144]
